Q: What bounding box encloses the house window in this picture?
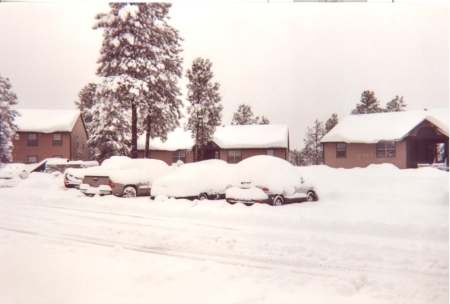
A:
[376,141,396,158]
[267,149,275,156]
[336,143,346,158]
[52,155,62,158]
[28,133,38,146]
[227,150,242,164]
[27,156,38,164]
[52,133,62,146]
[172,150,186,163]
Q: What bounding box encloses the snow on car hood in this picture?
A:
[230,155,302,196]
[151,160,234,198]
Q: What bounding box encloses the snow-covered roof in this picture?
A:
[137,128,194,151]
[321,108,449,144]
[15,109,81,133]
[213,124,289,149]
[137,124,289,151]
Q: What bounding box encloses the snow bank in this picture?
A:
[230,155,302,195]
[226,186,268,200]
[152,160,234,197]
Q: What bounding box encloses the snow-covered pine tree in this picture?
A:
[87,87,131,163]
[75,83,97,126]
[0,74,19,163]
[94,3,184,159]
[325,113,338,133]
[350,90,384,115]
[185,58,223,161]
[231,104,259,125]
[386,95,407,112]
[302,119,326,165]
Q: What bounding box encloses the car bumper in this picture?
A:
[79,184,112,196]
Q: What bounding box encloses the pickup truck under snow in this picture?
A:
[79,156,172,198]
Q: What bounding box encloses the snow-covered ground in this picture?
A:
[0,165,448,303]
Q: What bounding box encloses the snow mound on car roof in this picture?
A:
[230,155,302,196]
[151,160,234,198]
[85,156,172,185]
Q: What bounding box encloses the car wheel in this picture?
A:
[272,195,284,206]
[122,186,137,198]
[198,193,208,200]
[307,191,315,202]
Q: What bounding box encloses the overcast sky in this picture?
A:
[0,2,448,149]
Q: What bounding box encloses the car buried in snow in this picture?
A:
[151,159,235,201]
[225,155,318,206]
[79,156,172,198]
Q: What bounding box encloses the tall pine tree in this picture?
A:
[93,3,183,159]
[0,74,19,163]
[350,90,384,115]
[325,113,338,133]
[185,58,223,161]
[302,119,326,165]
[386,95,407,112]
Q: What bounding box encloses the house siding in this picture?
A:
[70,116,90,161]
[137,150,194,165]
[12,132,71,163]
[323,141,407,169]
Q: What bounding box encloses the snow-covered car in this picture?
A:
[225,155,318,206]
[151,159,235,201]
[79,156,172,197]
[0,163,29,180]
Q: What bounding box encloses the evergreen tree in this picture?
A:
[93,3,183,159]
[303,119,326,165]
[185,58,223,161]
[325,113,338,133]
[350,90,384,115]
[0,74,19,163]
[231,104,259,125]
[386,95,407,112]
[75,83,97,125]
[259,116,270,125]
[289,148,307,166]
[87,87,131,163]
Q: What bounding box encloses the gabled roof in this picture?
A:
[321,108,449,144]
[15,109,81,133]
[137,124,289,151]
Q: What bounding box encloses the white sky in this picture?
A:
[0,2,448,149]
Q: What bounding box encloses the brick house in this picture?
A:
[321,108,449,169]
[12,109,90,164]
[137,124,289,165]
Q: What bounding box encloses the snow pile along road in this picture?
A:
[0,165,447,303]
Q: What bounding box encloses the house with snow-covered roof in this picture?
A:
[137,124,289,165]
[12,109,89,164]
[320,108,449,169]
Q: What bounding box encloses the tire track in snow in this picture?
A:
[0,222,446,282]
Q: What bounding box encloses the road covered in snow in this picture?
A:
[0,164,448,303]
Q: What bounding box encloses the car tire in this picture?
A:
[198,193,208,201]
[307,191,315,202]
[122,186,137,198]
[272,195,284,206]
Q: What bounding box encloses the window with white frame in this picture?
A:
[227,150,242,164]
[28,133,38,146]
[52,133,62,146]
[336,143,346,158]
[27,156,38,164]
[376,141,396,158]
[172,150,186,163]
